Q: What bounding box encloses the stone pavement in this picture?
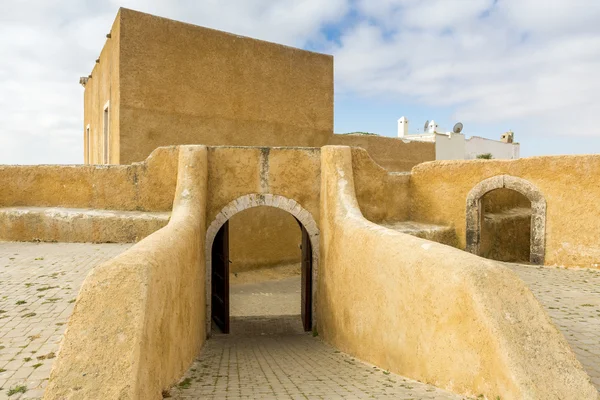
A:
[173,275,467,399]
[505,263,600,391]
[0,242,131,400]
[170,317,467,400]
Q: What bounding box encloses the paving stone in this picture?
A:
[505,262,600,392]
[0,242,131,400]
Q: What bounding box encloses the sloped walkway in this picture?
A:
[505,263,600,391]
[170,317,465,400]
[170,274,467,399]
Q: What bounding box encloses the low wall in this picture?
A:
[0,207,169,243]
[410,155,600,268]
[44,146,208,400]
[328,134,434,172]
[318,146,597,399]
[350,148,410,224]
[0,146,178,212]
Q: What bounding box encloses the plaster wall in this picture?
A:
[0,146,178,212]
[435,133,465,160]
[229,206,301,272]
[350,147,410,223]
[465,136,520,160]
[206,147,321,229]
[410,155,600,268]
[318,145,598,400]
[83,12,121,164]
[116,8,333,165]
[480,189,532,262]
[0,207,169,243]
[44,146,208,400]
[328,134,435,172]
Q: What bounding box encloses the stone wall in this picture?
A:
[107,8,333,164]
[410,156,600,268]
[350,147,410,223]
[318,145,598,400]
[44,146,208,400]
[0,147,178,243]
[83,13,121,164]
[229,206,301,272]
[480,189,532,262]
[328,134,434,172]
[0,146,178,212]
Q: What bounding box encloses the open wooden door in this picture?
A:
[211,221,230,333]
[300,224,313,332]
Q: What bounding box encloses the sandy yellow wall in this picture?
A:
[318,146,598,400]
[410,156,600,268]
[0,146,178,212]
[229,206,301,272]
[116,8,333,164]
[83,11,121,164]
[351,147,410,224]
[206,147,321,228]
[44,146,208,400]
[328,134,435,172]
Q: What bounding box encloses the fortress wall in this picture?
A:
[328,134,434,172]
[116,8,333,165]
[44,146,208,400]
[410,155,600,268]
[0,146,178,212]
[228,206,301,272]
[205,147,320,271]
[318,145,598,400]
[350,147,411,224]
[83,10,121,165]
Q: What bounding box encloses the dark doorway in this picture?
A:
[211,220,230,333]
[479,188,532,263]
[211,217,313,333]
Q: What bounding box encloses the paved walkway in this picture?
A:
[171,317,466,400]
[0,242,131,400]
[174,276,466,399]
[505,263,600,391]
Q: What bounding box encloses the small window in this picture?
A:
[85,124,90,164]
[103,102,109,164]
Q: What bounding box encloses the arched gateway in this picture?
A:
[466,175,546,265]
[205,194,319,335]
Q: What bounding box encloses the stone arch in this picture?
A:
[466,175,546,265]
[205,193,319,335]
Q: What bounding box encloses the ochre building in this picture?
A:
[82,8,435,271]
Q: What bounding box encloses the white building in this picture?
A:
[397,116,520,160]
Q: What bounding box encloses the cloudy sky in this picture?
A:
[2,0,600,164]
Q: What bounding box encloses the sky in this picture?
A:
[2,0,600,164]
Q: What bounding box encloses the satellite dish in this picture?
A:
[453,122,463,134]
[424,120,430,131]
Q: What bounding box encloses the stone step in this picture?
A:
[380,220,458,247]
[0,206,170,243]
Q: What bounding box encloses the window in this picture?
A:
[103,102,109,164]
[85,125,90,164]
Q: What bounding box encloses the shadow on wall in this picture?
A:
[480,188,532,263]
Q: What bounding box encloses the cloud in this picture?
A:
[0,0,348,164]
[334,0,600,137]
[1,0,599,164]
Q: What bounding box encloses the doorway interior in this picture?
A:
[210,211,313,334]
